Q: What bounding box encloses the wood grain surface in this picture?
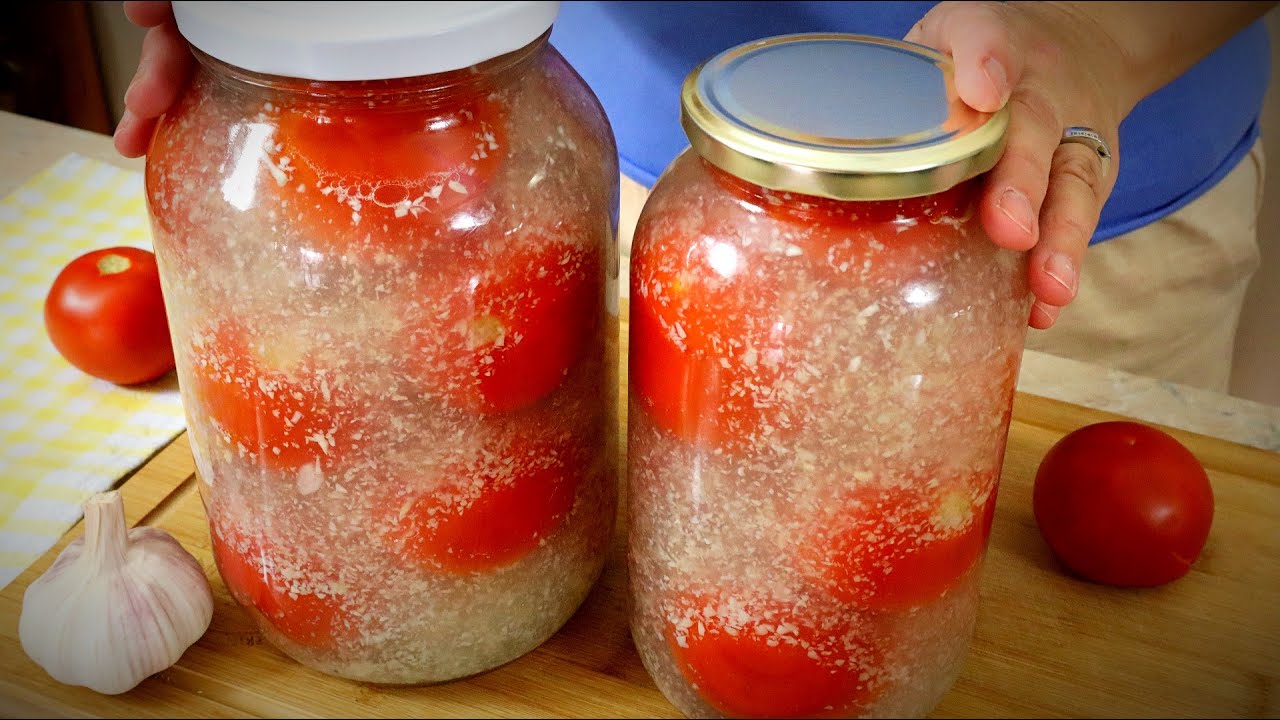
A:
[1,307,1277,720]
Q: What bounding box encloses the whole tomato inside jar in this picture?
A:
[146,1,619,683]
[627,34,1028,718]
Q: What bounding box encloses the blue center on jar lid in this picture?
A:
[681,33,1008,201]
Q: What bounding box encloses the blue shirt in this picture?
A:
[549,1,1270,243]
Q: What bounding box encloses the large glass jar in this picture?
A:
[628,35,1029,718]
[145,2,619,684]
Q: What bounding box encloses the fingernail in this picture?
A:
[115,109,134,136]
[997,188,1034,236]
[1030,301,1060,328]
[1044,252,1077,296]
[124,77,139,107]
[983,57,1010,105]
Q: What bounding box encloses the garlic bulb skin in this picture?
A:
[19,490,214,695]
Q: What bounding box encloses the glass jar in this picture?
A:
[628,35,1029,718]
[145,2,619,684]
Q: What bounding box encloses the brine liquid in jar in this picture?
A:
[146,1,619,684]
[628,34,1030,718]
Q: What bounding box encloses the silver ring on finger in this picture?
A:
[1059,126,1112,180]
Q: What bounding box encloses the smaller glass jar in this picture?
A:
[628,34,1030,718]
[146,1,619,684]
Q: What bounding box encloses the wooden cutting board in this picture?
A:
[2,309,1278,719]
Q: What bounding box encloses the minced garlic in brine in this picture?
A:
[147,39,619,684]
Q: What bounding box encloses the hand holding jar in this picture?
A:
[903,1,1273,330]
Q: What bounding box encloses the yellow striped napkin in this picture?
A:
[0,153,187,590]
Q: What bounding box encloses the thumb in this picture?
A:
[904,2,1021,113]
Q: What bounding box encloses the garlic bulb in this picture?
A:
[19,490,214,695]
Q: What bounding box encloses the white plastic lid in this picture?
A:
[171,1,561,81]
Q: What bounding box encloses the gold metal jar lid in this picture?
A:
[680,33,1009,201]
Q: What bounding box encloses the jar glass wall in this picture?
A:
[627,146,1028,716]
[145,32,619,684]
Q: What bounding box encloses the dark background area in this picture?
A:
[1,1,113,135]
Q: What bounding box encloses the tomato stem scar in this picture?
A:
[97,254,132,275]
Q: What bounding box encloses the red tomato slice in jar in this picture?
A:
[811,216,968,290]
[188,321,365,473]
[405,224,600,415]
[705,160,975,289]
[665,589,882,718]
[628,295,726,443]
[211,523,360,650]
[144,87,204,250]
[800,469,996,611]
[629,225,800,454]
[382,432,586,573]
[266,95,506,256]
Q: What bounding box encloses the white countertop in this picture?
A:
[4,110,1276,453]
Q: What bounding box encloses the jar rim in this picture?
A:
[680,33,1009,201]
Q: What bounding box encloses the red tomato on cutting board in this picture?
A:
[1033,420,1214,587]
[44,246,175,385]
[665,589,882,718]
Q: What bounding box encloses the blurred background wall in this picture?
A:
[1231,5,1280,405]
[4,1,1276,405]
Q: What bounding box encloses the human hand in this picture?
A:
[906,1,1127,330]
[114,1,194,158]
